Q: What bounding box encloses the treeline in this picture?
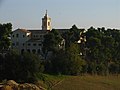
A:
[84,27,120,75]
[42,25,120,75]
[0,50,44,82]
[0,23,120,83]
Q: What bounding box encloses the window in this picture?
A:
[37,49,40,54]
[16,42,19,46]
[32,49,36,54]
[48,22,50,26]
[28,43,31,46]
[27,49,30,53]
[23,35,25,37]
[40,35,42,38]
[33,43,36,46]
[21,49,24,54]
[23,43,24,46]
[38,44,41,46]
[16,34,19,37]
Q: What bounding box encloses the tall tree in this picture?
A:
[4,50,44,82]
[62,25,82,48]
[0,23,12,51]
[42,29,63,59]
[51,43,86,75]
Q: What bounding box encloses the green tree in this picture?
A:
[21,52,44,82]
[42,29,63,59]
[4,50,21,80]
[109,62,119,74]
[0,23,12,51]
[85,27,120,75]
[0,54,5,80]
[4,50,44,83]
[62,25,82,48]
[51,43,86,75]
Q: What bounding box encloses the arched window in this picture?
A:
[16,34,19,37]
[23,35,25,37]
[27,49,30,53]
[33,43,36,46]
[38,43,42,46]
[48,22,50,26]
[28,43,31,46]
[37,49,40,54]
[21,49,24,54]
[32,49,36,54]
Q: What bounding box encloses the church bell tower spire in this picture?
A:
[45,10,47,16]
[42,10,51,30]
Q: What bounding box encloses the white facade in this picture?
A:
[11,29,31,53]
[11,11,51,54]
[11,29,49,54]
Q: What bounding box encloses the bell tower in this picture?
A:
[42,10,51,30]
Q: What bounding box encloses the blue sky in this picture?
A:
[0,0,120,30]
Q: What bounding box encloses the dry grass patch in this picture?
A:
[52,75,120,90]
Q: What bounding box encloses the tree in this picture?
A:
[0,54,5,80]
[4,50,21,80]
[51,43,86,75]
[85,27,120,75]
[86,37,103,74]
[109,62,119,74]
[4,50,44,83]
[42,29,63,59]
[62,25,81,48]
[21,52,43,82]
[0,23,12,51]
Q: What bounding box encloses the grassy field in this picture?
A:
[1,74,120,90]
[51,75,120,90]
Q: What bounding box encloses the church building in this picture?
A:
[11,11,52,55]
[11,11,85,56]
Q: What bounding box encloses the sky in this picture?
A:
[0,0,120,30]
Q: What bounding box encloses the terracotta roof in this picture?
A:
[20,29,31,33]
[13,29,31,33]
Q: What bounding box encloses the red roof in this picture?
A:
[13,29,31,33]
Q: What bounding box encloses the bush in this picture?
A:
[3,50,44,83]
[48,44,86,75]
